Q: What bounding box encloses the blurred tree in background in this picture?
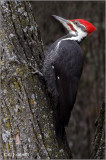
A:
[31,1,105,159]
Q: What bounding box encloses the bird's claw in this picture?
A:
[32,70,43,77]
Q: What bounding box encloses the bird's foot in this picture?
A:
[32,69,43,77]
[30,65,43,78]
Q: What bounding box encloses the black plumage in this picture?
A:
[43,34,83,140]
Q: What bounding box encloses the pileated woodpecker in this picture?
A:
[43,15,96,141]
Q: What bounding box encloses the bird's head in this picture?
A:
[52,15,97,42]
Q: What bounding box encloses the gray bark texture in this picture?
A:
[0,1,71,159]
[91,102,105,159]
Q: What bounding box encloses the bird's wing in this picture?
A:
[53,41,83,139]
[54,63,79,126]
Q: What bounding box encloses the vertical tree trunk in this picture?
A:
[91,103,105,159]
[0,1,71,159]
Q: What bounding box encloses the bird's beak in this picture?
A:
[52,15,74,32]
[52,15,69,24]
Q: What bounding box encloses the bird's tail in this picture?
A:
[55,104,66,143]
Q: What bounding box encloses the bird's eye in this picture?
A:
[74,21,78,25]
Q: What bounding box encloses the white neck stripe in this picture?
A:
[70,31,87,41]
[55,31,87,51]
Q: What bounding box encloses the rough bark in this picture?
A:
[0,1,71,159]
[91,103,105,159]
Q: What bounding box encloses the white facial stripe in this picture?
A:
[64,22,87,40]
[80,23,86,28]
[60,21,76,34]
[55,21,87,51]
[62,22,72,32]
[68,23,87,41]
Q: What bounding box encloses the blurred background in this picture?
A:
[31,1,105,159]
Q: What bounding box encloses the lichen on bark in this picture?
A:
[0,1,71,159]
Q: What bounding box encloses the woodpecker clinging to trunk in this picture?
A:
[43,15,96,141]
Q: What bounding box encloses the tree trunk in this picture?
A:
[0,1,71,159]
[91,103,105,159]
